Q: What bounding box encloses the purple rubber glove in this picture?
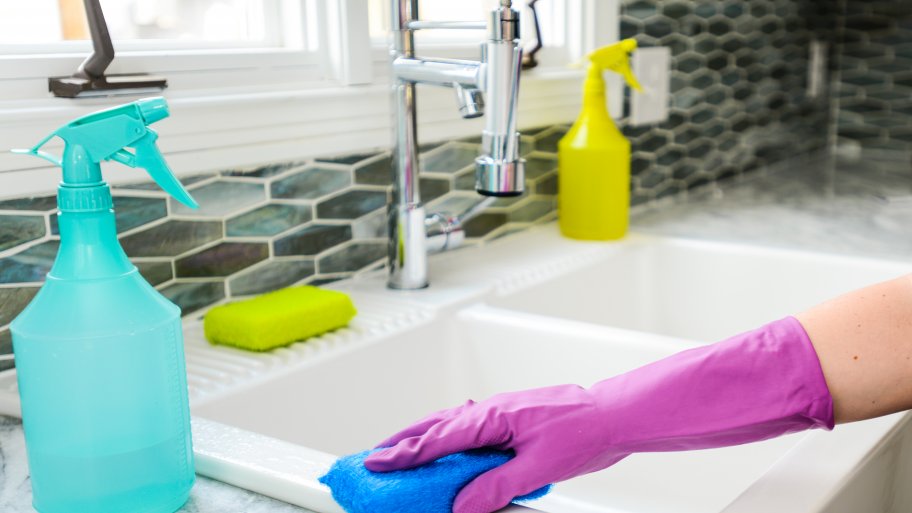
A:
[365,316,834,513]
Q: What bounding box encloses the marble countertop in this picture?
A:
[0,414,312,512]
[631,154,912,261]
[1,155,909,512]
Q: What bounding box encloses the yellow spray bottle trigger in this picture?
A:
[588,39,643,92]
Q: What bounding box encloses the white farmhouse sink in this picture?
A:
[193,305,807,513]
[489,235,912,342]
[0,226,909,513]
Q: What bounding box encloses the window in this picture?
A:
[0,0,321,95]
[0,0,618,197]
[366,0,573,67]
[0,0,315,51]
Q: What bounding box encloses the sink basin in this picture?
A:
[0,226,910,513]
[489,235,912,341]
[192,305,817,513]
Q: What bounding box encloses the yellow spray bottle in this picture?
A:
[558,39,642,240]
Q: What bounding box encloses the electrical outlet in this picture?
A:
[631,47,671,126]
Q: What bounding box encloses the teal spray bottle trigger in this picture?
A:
[11,97,197,513]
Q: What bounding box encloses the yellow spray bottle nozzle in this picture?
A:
[589,39,643,92]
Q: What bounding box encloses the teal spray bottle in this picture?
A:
[11,97,197,513]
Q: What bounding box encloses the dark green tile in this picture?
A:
[463,213,508,238]
[638,132,670,152]
[229,259,316,296]
[694,3,716,18]
[227,204,313,237]
[316,190,387,220]
[428,195,488,217]
[657,147,686,166]
[673,163,700,180]
[522,125,557,137]
[645,19,673,39]
[418,141,446,153]
[420,178,450,203]
[351,211,387,240]
[421,144,478,173]
[688,141,713,159]
[677,54,704,73]
[663,2,692,19]
[626,0,657,20]
[694,36,717,54]
[509,199,555,223]
[171,181,266,217]
[223,161,307,178]
[318,242,386,274]
[0,287,40,325]
[316,152,381,166]
[51,196,165,235]
[274,224,352,256]
[536,174,558,195]
[523,153,558,180]
[0,241,58,284]
[722,2,744,18]
[0,330,12,371]
[0,215,45,252]
[134,260,173,287]
[120,220,222,257]
[708,18,733,36]
[534,128,568,153]
[117,174,215,191]
[176,242,269,278]
[115,197,168,233]
[160,280,225,316]
[690,108,716,124]
[519,137,536,157]
[0,196,57,212]
[354,155,392,185]
[309,277,343,287]
[632,155,652,176]
[639,168,668,188]
[271,167,352,200]
[454,170,476,191]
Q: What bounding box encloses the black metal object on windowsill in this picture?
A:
[521,0,543,70]
[49,0,167,98]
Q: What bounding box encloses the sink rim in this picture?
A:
[0,225,909,513]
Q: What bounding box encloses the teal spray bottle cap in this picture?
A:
[13,97,198,210]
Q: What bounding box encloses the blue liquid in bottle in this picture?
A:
[11,100,196,513]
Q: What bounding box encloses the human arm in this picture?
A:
[798,273,912,423]
[365,274,912,513]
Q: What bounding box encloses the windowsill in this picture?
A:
[0,67,588,198]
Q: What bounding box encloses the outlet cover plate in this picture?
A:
[631,47,671,126]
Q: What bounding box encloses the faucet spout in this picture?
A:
[454,83,485,119]
[475,4,525,197]
[387,0,525,289]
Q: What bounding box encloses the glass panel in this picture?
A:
[368,0,566,49]
[0,0,294,47]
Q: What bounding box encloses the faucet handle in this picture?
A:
[454,84,485,119]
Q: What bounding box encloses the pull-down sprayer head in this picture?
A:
[475,1,525,197]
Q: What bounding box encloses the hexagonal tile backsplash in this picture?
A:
[834,1,912,156]
[0,0,840,367]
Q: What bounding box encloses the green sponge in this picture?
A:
[203,286,357,351]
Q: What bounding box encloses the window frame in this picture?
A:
[0,0,619,199]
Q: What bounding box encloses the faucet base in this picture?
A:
[387,204,430,290]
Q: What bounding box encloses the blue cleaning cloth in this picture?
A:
[319,449,551,513]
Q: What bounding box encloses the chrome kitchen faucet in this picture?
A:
[388,0,526,290]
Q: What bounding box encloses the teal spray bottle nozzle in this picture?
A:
[14,96,198,209]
